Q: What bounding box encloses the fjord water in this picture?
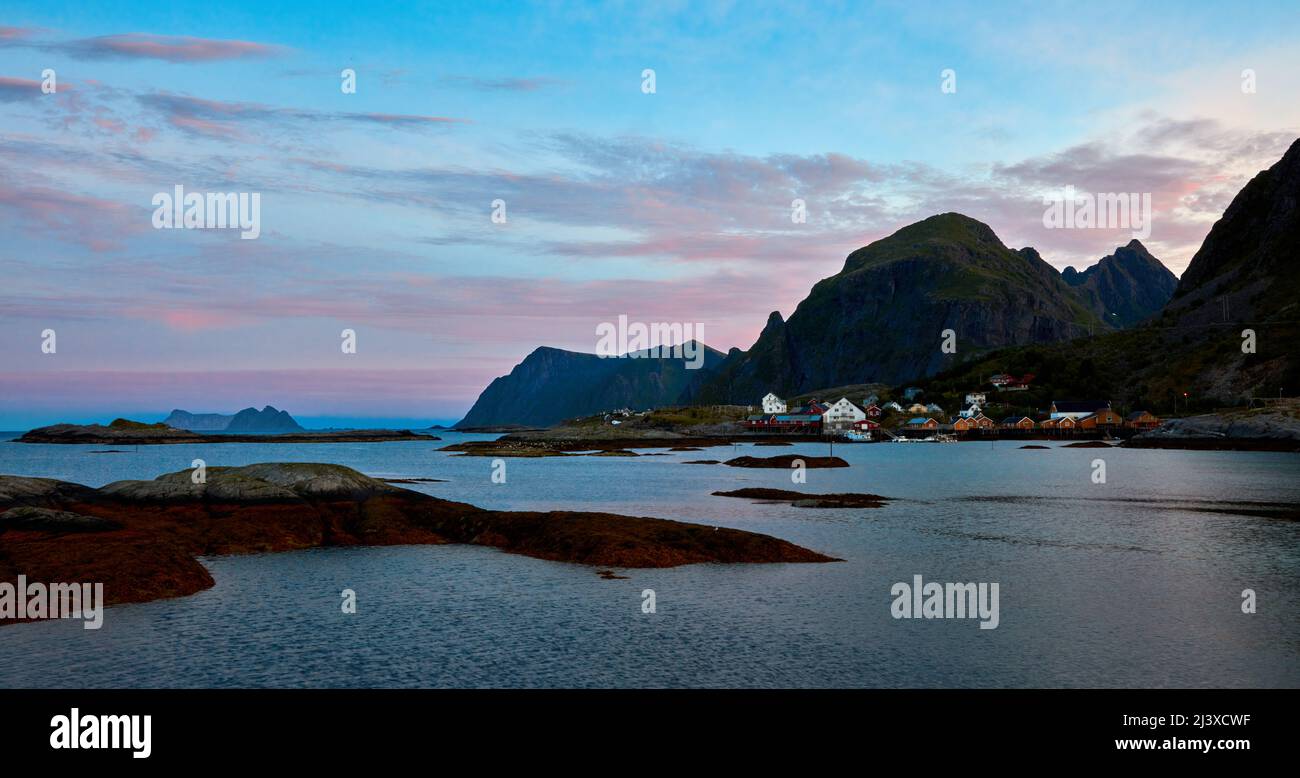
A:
[0,432,1296,688]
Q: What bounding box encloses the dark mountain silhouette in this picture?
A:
[686,213,1103,403]
[1061,240,1178,327]
[225,406,303,433]
[163,406,303,433]
[914,138,1300,408]
[456,342,725,428]
[460,139,1298,424]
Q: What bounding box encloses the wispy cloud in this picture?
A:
[58,33,286,62]
[137,92,467,138]
[0,75,44,101]
[0,26,37,40]
[441,75,563,92]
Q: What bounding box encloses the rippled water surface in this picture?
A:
[0,432,1296,688]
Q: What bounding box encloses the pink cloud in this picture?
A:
[64,33,286,63]
[0,184,144,251]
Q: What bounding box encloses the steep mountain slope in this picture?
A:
[456,343,725,428]
[1166,138,1300,327]
[1061,240,1178,327]
[914,138,1300,408]
[687,213,1103,403]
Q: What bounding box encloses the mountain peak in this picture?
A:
[1063,242,1178,327]
[892,212,1003,246]
[842,212,1008,274]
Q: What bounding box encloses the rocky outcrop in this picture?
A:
[1127,407,1300,451]
[712,488,888,508]
[723,455,849,469]
[0,463,837,622]
[0,507,123,534]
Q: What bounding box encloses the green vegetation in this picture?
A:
[108,418,169,430]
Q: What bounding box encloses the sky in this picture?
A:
[1,1,1298,428]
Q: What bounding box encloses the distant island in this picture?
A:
[162,405,303,433]
[18,418,438,445]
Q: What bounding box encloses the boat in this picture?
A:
[844,430,872,442]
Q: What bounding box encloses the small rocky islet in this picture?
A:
[712,488,889,509]
[0,463,838,623]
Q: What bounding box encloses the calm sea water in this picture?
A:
[0,431,1296,688]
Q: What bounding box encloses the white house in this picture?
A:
[1049,400,1111,420]
[959,403,982,419]
[761,393,788,414]
[883,401,904,412]
[965,392,987,406]
[925,402,944,414]
[822,397,867,431]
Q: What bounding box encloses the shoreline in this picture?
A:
[0,463,836,623]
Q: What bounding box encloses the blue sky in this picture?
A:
[1,1,1298,427]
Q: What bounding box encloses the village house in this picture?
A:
[906,417,939,430]
[958,403,982,419]
[990,373,1034,391]
[883,401,904,412]
[822,397,867,431]
[770,412,821,431]
[863,403,883,419]
[1077,408,1124,429]
[761,393,788,414]
[925,402,944,414]
[852,418,881,432]
[863,394,880,406]
[906,402,928,414]
[952,416,975,432]
[1125,411,1160,430]
[1001,416,1035,430]
[1049,400,1112,420]
[973,414,996,430]
[965,392,987,406]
